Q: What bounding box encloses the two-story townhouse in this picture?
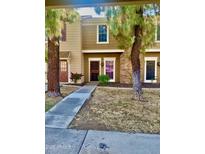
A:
[54,16,160,84]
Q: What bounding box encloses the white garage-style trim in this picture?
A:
[104,57,116,82]
[144,57,158,83]
[88,58,101,82]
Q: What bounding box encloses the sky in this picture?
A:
[76,7,105,17]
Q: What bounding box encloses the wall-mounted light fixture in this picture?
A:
[101,61,104,67]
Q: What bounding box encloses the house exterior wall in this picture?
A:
[83,53,121,83]
[120,51,133,84]
[149,42,160,49]
[54,17,160,84]
[120,51,160,84]
[141,52,160,83]
[59,20,84,83]
[81,18,119,50]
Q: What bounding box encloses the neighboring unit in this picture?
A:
[46,16,160,84]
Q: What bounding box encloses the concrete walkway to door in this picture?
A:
[45,84,97,128]
[45,83,160,154]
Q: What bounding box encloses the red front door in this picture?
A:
[60,60,68,82]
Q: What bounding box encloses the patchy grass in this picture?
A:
[45,85,79,112]
[69,87,160,134]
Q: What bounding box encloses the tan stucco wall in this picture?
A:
[83,53,121,82]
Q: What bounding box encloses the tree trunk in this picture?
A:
[131,8,143,99]
[47,37,61,97]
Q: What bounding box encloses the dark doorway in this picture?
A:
[146,61,155,80]
[90,61,100,81]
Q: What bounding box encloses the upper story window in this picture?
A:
[60,22,66,42]
[155,24,160,42]
[97,25,109,44]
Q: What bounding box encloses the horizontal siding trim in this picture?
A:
[82,49,124,53]
[82,23,107,26]
[146,49,160,52]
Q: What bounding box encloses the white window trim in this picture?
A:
[68,60,71,83]
[144,57,158,83]
[96,24,109,44]
[155,22,160,42]
[88,58,101,82]
[104,57,116,82]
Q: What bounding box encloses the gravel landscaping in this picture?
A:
[45,85,80,112]
[69,87,160,134]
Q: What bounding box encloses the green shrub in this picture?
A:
[70,72,84,83]
[98,75,110,85]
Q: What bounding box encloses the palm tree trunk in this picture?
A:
[131,24,143,98]
[47,37,61,97]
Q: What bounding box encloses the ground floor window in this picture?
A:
[144,57,157,83]
[104,58,115,82]
[60,61,67,72]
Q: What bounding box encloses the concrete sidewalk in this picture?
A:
[80,130,159,154]
[46,128,87,154]
[46,128,160,154]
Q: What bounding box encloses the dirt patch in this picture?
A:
[69,87,160,134]
[45,85,80,112]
